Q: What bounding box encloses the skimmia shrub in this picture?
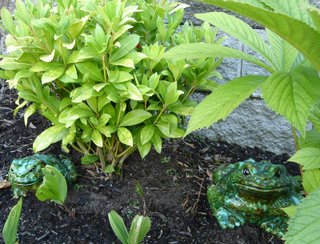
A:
[165,0,320,241]
[0,0,222,172]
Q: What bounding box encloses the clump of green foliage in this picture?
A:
[108,210,151,244]
[165,0,320,241]
[0,0,222,172]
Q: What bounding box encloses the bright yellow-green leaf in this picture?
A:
[137,141,152,158]
[196,12,276,70]
[120,110,152,127]
[2,198,23,244]
[187,75,265,135]
[1,7,16,34]
[108,210,129,244]
[40,50,55,62]
[117,127,133,147]
[164,43,273,73]
[35,165,67,205]
[140,124,155,145]
[285,189,320,243]
[126,83,143,101]
[262,68,320,136]
[92,129,103,147]
[33,125,68,152]
[200,0,320,70]
[302,169,320,194]
[289,147,320,170]
[41,66,65,84]
[128,215,151,244]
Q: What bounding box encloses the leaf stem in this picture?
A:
[291,126,304,178]
[153,106,166,124]
[97,147,106,169]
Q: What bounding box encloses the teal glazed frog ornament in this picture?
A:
[207,159,302,238]
[9,154,77,198]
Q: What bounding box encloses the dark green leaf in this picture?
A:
[81,154,99,165]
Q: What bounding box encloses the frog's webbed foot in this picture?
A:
[261,216,288,238]
[215,207,246,229]
[12,186,27,198]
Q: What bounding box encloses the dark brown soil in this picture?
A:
[0,81,295,243]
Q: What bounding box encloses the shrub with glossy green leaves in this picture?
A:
[0,0,222,172]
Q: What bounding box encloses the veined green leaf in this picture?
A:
[187,75,265,135]
[108,211,129,244]
[164,43,273,73]
[309,7,320,32]
[262,67,320,136]
[302,169,320,194]
[266,30,299,71]
[117,127,133,147]
[111,34,140,62]
[289,147,320,170]
[140,124,155,145]
[285,189,320,243]
[282,205,297,218]
[196,12,276,70]
[200,0,320,70]
[2,198,22,244]
[42,66,65,84]
[35,165,67,205]
[310,103,320,131]
[120,110,152,127]
[33,124,68,152]
[299,130,320,149]
[261,0,311,24]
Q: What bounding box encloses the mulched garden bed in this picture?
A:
[0,80,292,243]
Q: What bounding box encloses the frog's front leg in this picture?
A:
[215,207,246,229]
[12,184,27,198]
[261,216,288,238]
[208,185,245,229]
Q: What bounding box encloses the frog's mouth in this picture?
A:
[236,183,290,198]
[12,178,42,186]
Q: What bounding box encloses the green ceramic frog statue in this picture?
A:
[207,159,302,238]
[8,154,77,198]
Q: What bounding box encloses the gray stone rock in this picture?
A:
[192,94,296,155]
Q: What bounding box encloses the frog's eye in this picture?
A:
[242,167,251,176]
[274,168,281,178]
